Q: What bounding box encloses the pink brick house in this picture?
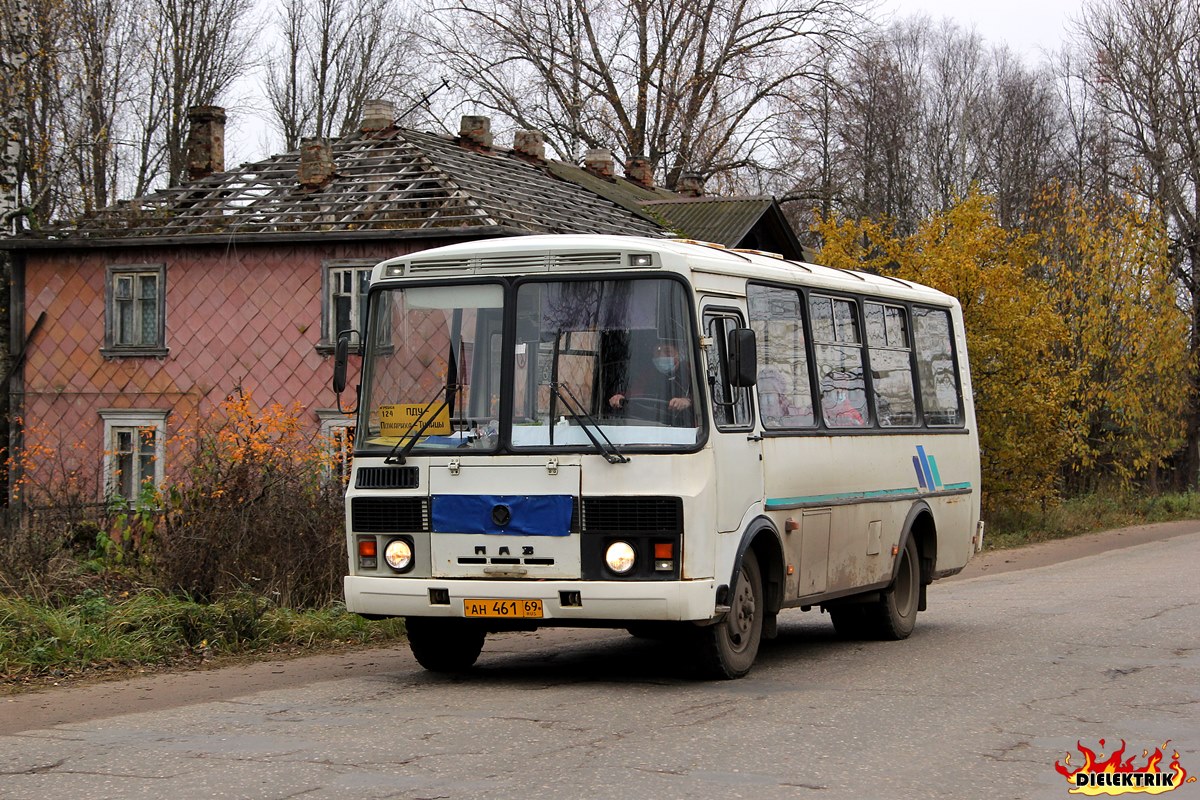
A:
[3,105,803,502]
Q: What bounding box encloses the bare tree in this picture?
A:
[426,0,865,188]
[145,0,257,187]
[264,0,426,151]
[1076,0,1200,488]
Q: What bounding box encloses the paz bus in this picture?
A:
[333,235,982,679]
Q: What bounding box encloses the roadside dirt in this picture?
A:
[3,519,1197,736]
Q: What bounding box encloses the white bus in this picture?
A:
[334,235,981,679]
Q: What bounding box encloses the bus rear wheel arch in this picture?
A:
[828,532,923,640]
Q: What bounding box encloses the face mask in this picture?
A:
[653,356,677,375]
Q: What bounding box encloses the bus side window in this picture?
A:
[810,295,870,428]
[865,302,917,427]
[912,307,963,426]
[705,313,753,429]
[748,284,815,428]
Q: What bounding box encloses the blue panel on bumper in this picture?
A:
[431,495,573,536]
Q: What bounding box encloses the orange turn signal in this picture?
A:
[654,542,673,559]
[358,539,377,557]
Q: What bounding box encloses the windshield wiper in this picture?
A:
[384,342,459,465]
[552,382,629,464]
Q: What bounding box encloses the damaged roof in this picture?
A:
[47,128,666,244]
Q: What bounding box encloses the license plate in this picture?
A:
[463,598,544,619]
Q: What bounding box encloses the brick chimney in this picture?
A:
[677,171,705,197]
[513,130,546,161]
[185,105,226,180]
[625,156,653,189]
[459,115,493,149]
[298,137,334,189]
[360,99,395,133]
[583,148,614,180]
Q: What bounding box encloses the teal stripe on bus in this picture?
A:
[764,483,973,509]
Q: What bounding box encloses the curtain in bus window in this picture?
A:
[912,307,961,425]
[865,302,917,427]
[748,285,814,428]
[810,296,870,428]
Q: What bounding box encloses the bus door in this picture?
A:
[702,304,764,533]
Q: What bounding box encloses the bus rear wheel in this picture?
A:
[405,617,486,672]
[693,548,764,679]
[830,536,920,641]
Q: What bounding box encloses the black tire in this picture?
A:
[829,536,920,641]
[867,535,920,639]
[692,548,764,679]
[405,617,486,673]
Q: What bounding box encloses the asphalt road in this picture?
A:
[2,523,1198,800]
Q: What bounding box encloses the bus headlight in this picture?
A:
[384,538,414,572]
[605,541,637,575]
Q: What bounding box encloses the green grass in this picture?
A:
[0,590,405,686]
[985,491,1200,550]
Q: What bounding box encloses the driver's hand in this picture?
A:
[669,397,692,412]
[609,393,626,409]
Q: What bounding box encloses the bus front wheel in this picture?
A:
[405,617,486,672]
[693,548,764,679]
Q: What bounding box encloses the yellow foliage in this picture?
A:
[1034,186,1190,489]
[815,191,1069,510]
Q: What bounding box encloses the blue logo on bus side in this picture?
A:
[913,446,943,492]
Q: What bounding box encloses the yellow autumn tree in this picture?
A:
[815,191,1069,510]
[1034,186,1190,491]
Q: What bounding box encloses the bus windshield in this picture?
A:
[356,277,702,454]
[510,278,700,449]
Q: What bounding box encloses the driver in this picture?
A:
[608,341,694,423]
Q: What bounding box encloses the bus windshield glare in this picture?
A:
[357,277,702,453]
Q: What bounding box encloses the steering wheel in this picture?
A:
[621,395,688,423]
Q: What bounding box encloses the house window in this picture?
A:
[321,260,380,350]
[317,410,356,483]
[103,264,167,357]
[100,409,168,502]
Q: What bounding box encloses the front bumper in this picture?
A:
[345,576,718,622]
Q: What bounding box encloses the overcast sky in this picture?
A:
[883,0,1083,61]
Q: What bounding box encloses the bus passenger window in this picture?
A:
[865,302,916,427]
[748,285,814,428]
[810,295,870,428]
[913,307,962,426]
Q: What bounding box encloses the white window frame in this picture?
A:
[100,409,168,502]
[320,259,378,351]
[316,409,356,483]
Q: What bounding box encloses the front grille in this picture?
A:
[356,466,419,489]
[581,496,683,534]
[351,497,429,532]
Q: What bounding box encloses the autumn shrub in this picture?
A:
[152,390,347,608]
[0,425,123,599]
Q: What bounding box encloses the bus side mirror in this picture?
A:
[332,330,356,394]
[727,328,757,387]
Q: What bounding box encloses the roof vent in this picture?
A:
[460,115,493,149]
[299,138,334,189]
[185,105,226,180]
[513,130,546,161]
[583,148,614,180]
[361,99,395,133]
